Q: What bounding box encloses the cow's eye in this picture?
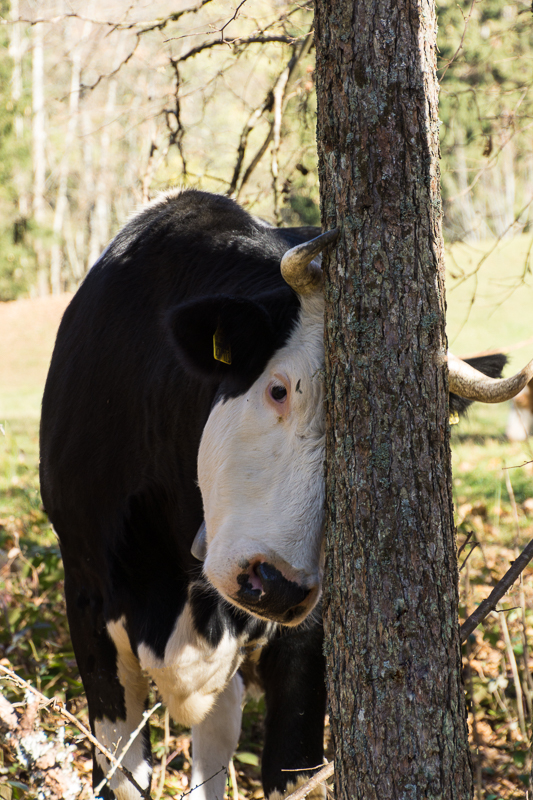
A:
[269,384,287,403]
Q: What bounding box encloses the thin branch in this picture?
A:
[499,607,527,738]
[219,0,249,41]
[459,542,479,572]
[504,460,533,471]
[460,538,533,642]
[173,34,298,60]
[80,44,139,93]
[0,664,151,800]
[5,1,215,33]
[283,762,335,800]
[235,32,314,200]
[438,0,476,83]
[457,530,474,559]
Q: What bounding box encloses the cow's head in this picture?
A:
[170,228,533,626]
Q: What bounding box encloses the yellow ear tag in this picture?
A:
[213,326,232,365]
[449,411,460,426]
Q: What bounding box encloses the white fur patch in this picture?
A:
[94,717,152,800]
[190,672,245,800]
[198,294,326,621]
[138,601,245,727]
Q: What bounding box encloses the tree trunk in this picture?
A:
[315,1,473,798]
[32,20,48,296]
[50,31,82,295]
[9,0,24,141]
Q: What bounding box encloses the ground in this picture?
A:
[1,238,533,800]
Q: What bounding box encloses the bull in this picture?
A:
[39,189,533,800]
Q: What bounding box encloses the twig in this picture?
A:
[438,0,475,82]
[499,610,527,738]
[283,762,335,800]
[457,530,474,559]
[235,32,313,201]
[459,542,479,572]
[0,664,150,799]
[229,757,239,800]
[219,0,249,42]
[504,461,533,471]
[505,468,533,730]
[519,572,533,723]
[180,767,228,798]
[460,538,533,642]
[465,558,482,800]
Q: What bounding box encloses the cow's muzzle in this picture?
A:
[234,560,313,624]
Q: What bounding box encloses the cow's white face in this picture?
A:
[197,294,325,625]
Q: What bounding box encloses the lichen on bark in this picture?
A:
[315,0,473,797]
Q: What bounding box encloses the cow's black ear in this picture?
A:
[167,295,276,381]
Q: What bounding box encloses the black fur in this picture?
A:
[40,189,506,800]
[40,190,321,799]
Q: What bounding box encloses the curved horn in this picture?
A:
[280,228,339,295]
[448,352,533,403]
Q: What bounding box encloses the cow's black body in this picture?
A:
[40,189,506,800]
[40,191,326,800]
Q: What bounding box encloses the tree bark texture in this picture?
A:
[315,2,473,798]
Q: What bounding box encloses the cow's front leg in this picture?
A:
[259,620,326,800]
[63,570,152,800]
[93,618,152,800]
[190,671,245,800]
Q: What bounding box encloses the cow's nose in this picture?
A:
[236,561,311,623]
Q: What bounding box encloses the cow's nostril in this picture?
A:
[236,560,311,621]
[237,564,263,602]
[249,562,264,593]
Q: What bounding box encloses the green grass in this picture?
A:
[451,403,533,546]
[0,417,82,702]
[446,234,533,366]
[0,387,44,420]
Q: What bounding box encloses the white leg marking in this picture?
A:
[94,619,151,800]
[190,672,245,800]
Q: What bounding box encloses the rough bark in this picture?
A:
[315,1,473,798]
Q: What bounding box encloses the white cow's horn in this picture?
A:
[281,228,339,295]
[448,352,533,403]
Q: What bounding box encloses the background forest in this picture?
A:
[0,0,533,300]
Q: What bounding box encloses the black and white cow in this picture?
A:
[39,189,533,800]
